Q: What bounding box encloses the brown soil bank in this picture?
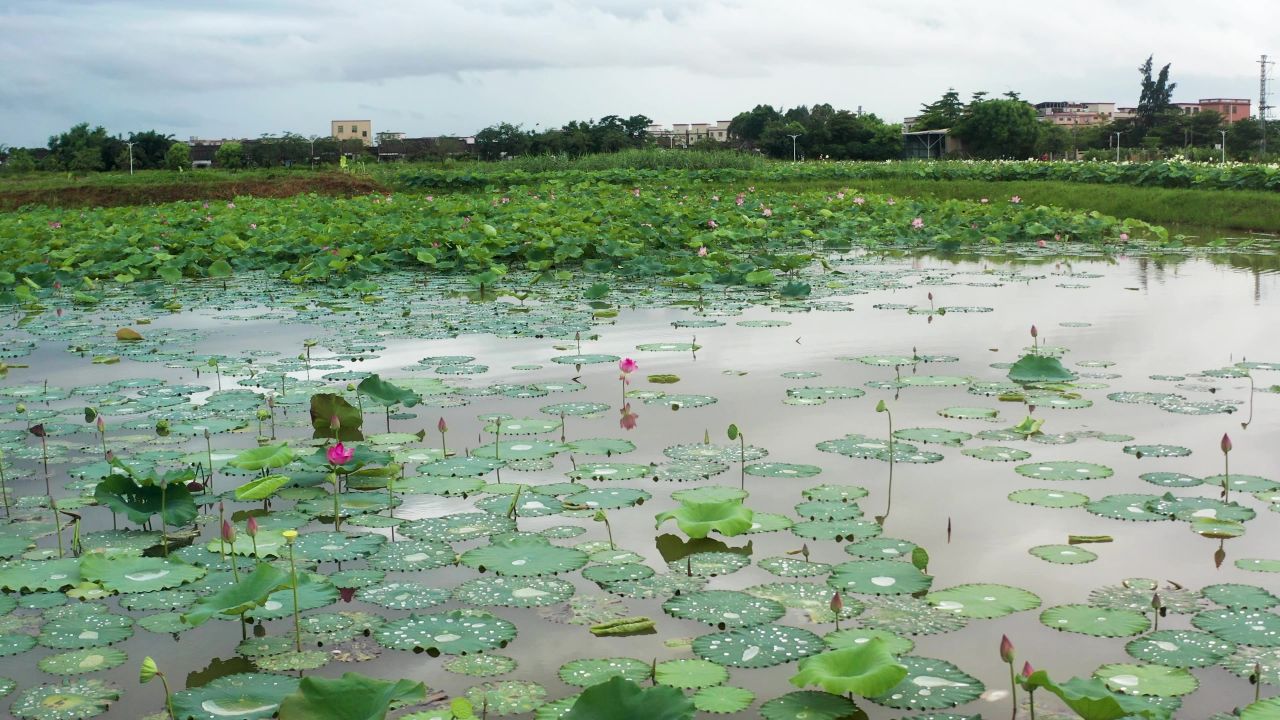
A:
[0,173,386,210]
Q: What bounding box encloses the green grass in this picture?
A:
[756,178,1280,233]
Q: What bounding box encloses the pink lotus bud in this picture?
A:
[438,417,448,434]
[927,292,933,302]
[1037,239,1047,248]
[1221,433,1232,454]
[246,516,258,537]
[1030,325,1038,338]
[1119,232,1130,241]
[339,587,357,602]
[96,416,105,433]
[1022,661,1034,679]
[830,591,844,614]
[329,414,341,431]
[618,358,638,374]
[221,520,236,544]
[999,634,1015,664]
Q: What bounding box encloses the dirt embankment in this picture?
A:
[0,173,388,210]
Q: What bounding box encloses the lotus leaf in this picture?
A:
[1008,354,1078,383]
[655,499,753,539]
[790,639,909,697]
[376,610,516,655]
[79,555,204,594]
[663,590,785,628]
[692,624,824,668]
[227,443,297,471]
[1041,604,1150,637]
[277,671,426,720]
[759,691,859,720]
[563,676,694,720]
[828,560,932,596]
[171,673,300,720]
[182,563,292,627]
[653,658,728,689]
[558,658,651,688]
[460,535,588,576]
[11,679,119,720]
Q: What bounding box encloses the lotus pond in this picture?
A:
[1,191,1280,719]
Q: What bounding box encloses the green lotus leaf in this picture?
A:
[0,558,82,592]
[663,590,785,629]
[79,555,205,594]
[357,374,421,408]
[829,560,933,596]
[1125,630,1235,668]
[653,658,728,689]
[460,535,588,577]
[759,690,859,720]
[277,671,426,720]
[926,583,1041,619]
[1243,697,1280,720]
[866,655,984,710]
[375,610,516,655]
[790,639,908,697]
[171,673,300,720]
[1193,608,1280,646]
[1041,604,1150,637]
[227,443,297,472]
[310,393,364,441]
[692,624,824,668]
[654,500,754,539]
[691,685,754,714]
[1022,671,1171,720]
[1093,663,1199,697]
[563,676,695,720]
[93,472,197,527]
[558,658,651,688]
[1008,354,1078,383]
[11,678,119,720]
[37,648,127,676]
[182,562,292,627]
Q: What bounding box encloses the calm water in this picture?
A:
[2,251,1279,719]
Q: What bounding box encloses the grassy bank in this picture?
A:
[757,178,1280,234]
[0,169,386,210]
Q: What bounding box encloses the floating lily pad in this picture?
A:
[376,610,516,655]
[170,673,299,720]
[1141,472,1202,488]
[654,658,728,688]
[663,590,786,629]
[1029,545,1097,564]
[460,536,588,577]
[744,582,863,624]
[692,685,755,714]
[367,540,456,572]
[1124,444,1192,458]
[866,656,984,710]
[453,576,575,607]
[558,657,651,687]
[1193,608,1280,646]
[1009,488,1090,508]
[759,691,859,720]
[893,428,971,445]
[926,584,1041,619]
[358,582,452,610]
[1202,583,1279,610]
[828,560,932,596]
[824,628,914,655]
[1040,604,1150,637]
[1016,461,1114,481]
[1085,494,1168,522]
[962,446,1031,462]
[1125,630,1236,667]
[11,679,119,720]
[37,648,128,676]
[445,654,518,678]
[79,555,205,594]
[692,624,824,668]
[464,680,547,716]
[757,556,832,578]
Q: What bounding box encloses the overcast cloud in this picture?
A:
[1,0,1275,146]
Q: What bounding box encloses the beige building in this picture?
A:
[647,120,732,147]
[331,120,372,146]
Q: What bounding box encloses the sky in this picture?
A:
[2,0,1276,147]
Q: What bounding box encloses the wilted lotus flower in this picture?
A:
[339,587,357,603]
[327,442,354,466]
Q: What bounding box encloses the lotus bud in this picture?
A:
[346,383,356,392]
[203,428,210,440]
[329,414,341,431]
[999,634,1015,663]
[246,516,258,537]
[15,403,25,414]
[282,529,298,543]
[1030,325,1038,338]
[29,423,45,438]
[1221,433,1232,454]
[1021,661,1034,679]
[438,417,448,434]
[927,292,933,302]
[830,591,844,614]
[267,395,275,409]
[96,416,105,433]
[339,587,356,603]
[221,520,236,544]
[105,450,114,462]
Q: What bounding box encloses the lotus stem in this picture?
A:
[52,497,64,559]
[40,434,50,495]
[0,452,10,515]
[286,534,302,652]
[160,482,169,557]
[1028,687,1036,720]
[204,431,215,495]
[1007,661,1018,720]
[159,673,175,720]
[331,471,342,531]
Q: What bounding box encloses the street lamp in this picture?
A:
[308,135,318,165]
[1112,132,1124,163]
[126,142,136,175]
[787,133,802,162]
[1220,129,1228,163]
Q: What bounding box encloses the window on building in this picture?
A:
[337,125,344,133]
[362,130,368,137]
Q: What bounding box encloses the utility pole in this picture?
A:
[1113,131,1123,162]
[1221,129,1228,163]
[787,133,802,162]
[1261,54,1275,155]
[308,135,318,166]
[126,141,136,175]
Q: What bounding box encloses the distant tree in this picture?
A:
[728,105,782,144]
[1224,118,1265,159]
[215,142,245,169]
[2,148,36,173]
[69,145,105,171]
[1136,55,1177,132]
[474,122,531,160]
[164,142,191,170]
[953,98,1043,158]
[1036,124,1071,157]
[915,89,965,130]
[126,130,176,170]
[47,122,113,170]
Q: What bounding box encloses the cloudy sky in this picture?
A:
[2,0,1275,147]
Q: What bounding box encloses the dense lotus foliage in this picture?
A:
[399,159,1280,192]
[0,179,1164,299]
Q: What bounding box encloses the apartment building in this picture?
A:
[647,120,733,147]
[331,120,372,146]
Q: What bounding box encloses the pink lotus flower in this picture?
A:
[697,246,708,257]
[735,194,745,206]
[619,358,638,374]
[425,195,434,202]
[911,217,924,229]
[226,202,236,209]
[327,442,354,465]
[980,197,989,204]
[885,198,896,206]
[249,223,257,230]
[762,207,773,217]
[836,192,845,200]
[1037,239,1047,248]
[1119,232,1130,241]
[1010,196,1022,204]
[48,221,62,229]
[707,219,718,229]
[632,187,641,197]
[853,196,865,205]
